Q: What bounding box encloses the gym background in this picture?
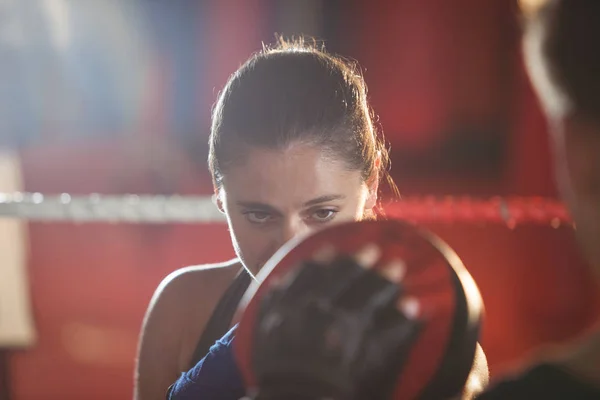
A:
[0,1,598,399]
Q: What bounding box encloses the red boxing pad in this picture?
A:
[235,220,484,399]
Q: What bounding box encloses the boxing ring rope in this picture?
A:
[0,192,572,227]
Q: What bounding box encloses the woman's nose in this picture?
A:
[278,217,310,246]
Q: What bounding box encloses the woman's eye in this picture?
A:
[311,209,337,222]
[245,212,272,224]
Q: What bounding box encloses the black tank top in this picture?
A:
[188,268,252,368]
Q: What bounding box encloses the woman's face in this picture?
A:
[218,143,377,276]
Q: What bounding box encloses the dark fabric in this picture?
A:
[477,363,600,400]
[188,268,251,369]
[168,326,244,400]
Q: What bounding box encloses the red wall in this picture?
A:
[352,0,515,151]
[4,1,600,399]
[425,223,599,376]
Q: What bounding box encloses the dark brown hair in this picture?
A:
[208,37,398,210]
[523,0,600,123]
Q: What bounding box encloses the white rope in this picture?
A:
[0,192,570,225]
[0,192,225,223]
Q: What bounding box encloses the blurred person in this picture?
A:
[478,0,600,398]
[134,38,396,400]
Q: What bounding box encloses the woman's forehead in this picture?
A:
[221,145,365,205]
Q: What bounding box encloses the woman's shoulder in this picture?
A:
[136,260,244,397]
[157,259,243,300]
[144,259,243,327]
[139,259,244,368]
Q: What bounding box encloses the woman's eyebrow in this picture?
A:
[303,195,346,207]
[235,201,278,212]
[235,195,345,211]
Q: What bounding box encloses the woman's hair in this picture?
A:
[208,37,398,211]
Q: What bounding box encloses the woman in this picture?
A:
[134,37,395,400]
